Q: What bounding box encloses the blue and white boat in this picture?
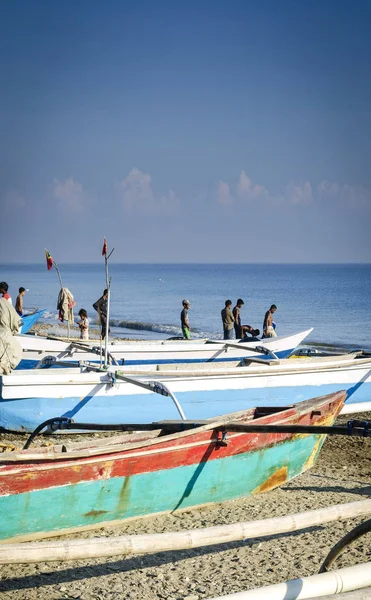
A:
[16,329,312,369]
[1,351,370,432]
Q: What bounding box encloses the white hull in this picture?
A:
[1,352,371,431]
[16,329,313,368]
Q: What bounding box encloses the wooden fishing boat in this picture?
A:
[0,391,345,543]
[18,310,46,335]
[0,352,370,432]
[16,328,312,369]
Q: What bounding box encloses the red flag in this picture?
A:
[102,237,107,256]
[45,249,53,271]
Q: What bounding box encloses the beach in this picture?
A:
[0,410,370,600]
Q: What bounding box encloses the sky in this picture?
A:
[1,0,371,263]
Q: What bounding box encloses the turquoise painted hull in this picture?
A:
[0,434,323,541]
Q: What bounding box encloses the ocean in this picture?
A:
[0,263,370,350]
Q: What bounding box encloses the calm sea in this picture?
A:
[0,263,370,350]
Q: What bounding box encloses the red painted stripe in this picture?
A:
[0,398,343,496]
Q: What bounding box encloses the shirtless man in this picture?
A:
[263,304,277,338]
[233,298,260,339]
[15,287,26,316]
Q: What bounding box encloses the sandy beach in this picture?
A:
[0,408,370,600]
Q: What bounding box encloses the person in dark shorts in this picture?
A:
[233,298,260,339]
[15,287,26,316]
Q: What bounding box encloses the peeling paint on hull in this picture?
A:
[0,435,326,542]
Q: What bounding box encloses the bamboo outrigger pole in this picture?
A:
[1,499,371,563]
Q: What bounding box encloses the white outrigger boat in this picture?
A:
[1,350,370,432]
[16,328,312,369]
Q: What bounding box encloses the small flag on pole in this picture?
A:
[45,249,54,271]
[102,237,107,256]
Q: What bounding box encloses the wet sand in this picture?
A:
[0,411,370,600]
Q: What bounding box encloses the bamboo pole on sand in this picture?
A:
[306,589,371,600]
[208,562,371,599]
[1,499,371,564]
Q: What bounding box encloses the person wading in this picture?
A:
[221,299,234,340]
[180,299,191,339]
[263,304,277,338]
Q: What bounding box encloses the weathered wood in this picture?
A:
[0,499,370,562]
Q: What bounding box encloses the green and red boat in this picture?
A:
[0,391,345,544]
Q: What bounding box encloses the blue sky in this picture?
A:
[1,0,370,262]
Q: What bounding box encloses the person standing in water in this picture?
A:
[15,287,26,316]
[263,304,277,338]
[232,298,244,339]
[180,299,191,339]
[233,298,260,339]
[221,299,234,340]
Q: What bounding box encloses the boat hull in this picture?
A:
[0,394,344,542]
[0,355,370,431]
[16,329,312,369]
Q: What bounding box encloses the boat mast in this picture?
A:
[102,238,114,368]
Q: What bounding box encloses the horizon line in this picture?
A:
[1,261,371,266]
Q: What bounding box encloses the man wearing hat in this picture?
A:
[181,299,191,339]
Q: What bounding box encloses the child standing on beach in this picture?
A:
[77,309,89,340]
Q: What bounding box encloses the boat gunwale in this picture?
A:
[3,354,371,387]
[0,392,345,465]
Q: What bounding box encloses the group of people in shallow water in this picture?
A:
[1,280,277,344]
[181,298,277,340]
[221,299,277,340]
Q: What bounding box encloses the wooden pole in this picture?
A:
[0,499,370,562]
[52,261,63,289]
[103,246,114,368]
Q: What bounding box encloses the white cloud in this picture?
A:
[237,170,267,199]
[285,181,313,205]
[217,181,234,205]
[53,178,84,213]
[119,168,178,215]
[120,168,155,214]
